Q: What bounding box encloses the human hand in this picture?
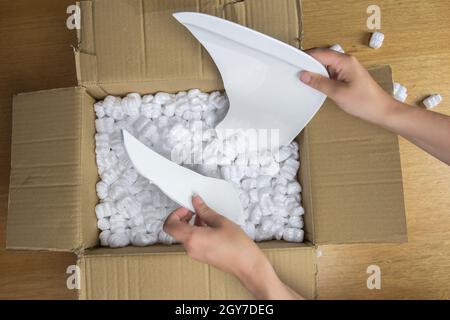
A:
[300,48,450,166]
[163,195,303,299]
[164,195,267,278]
[299,48,396,125]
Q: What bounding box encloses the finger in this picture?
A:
[299,70,345,98]
[304,47,343,67]
[194,214,206,227]
[191,194,224,227]
[180,210,194,223]
[163,207,195,242]
[169,207,193,222]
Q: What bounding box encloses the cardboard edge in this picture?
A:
[317,233,408,245]
[223,0,246,25]
[366,65,407,245]
[81,243,315,258]
[76,253,85,299]
[74,52,99,87]
[78,1,95,52]
[5,246,75,253]
[75,0,104,96]
[12,86,82,98]
[79,88,100,249]
[74,50,83,86]
[297,129,316,243]
[6,87,90,252]
[77,244,318,300]
[311,65,408,245]
[296,0,304,49]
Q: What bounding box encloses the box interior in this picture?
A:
[76,0,315,254]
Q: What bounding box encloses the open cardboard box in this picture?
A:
[6,0,407,299]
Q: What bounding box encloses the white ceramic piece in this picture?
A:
[122,130,245,225]
[173,12,329,147]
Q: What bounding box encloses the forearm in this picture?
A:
[235,255,304,300]
[374,98,450,165]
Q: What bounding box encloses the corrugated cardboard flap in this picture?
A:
[7,87,99,251]
[76,0,302,98]
[304,65,407,244]
[78,242,316,299]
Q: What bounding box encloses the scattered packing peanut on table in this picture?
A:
[422,94,443,109]
[329,43,345,53]
[369,31,384,49]
[393,82,408,102]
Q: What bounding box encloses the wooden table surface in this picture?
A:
[302,0,450,299]
[0,0,449,299]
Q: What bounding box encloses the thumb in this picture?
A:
[299,70,342,98]
[192,195,224,227]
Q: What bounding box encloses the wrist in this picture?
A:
[235,253,284,299]
[376,97,410,130]
[371,95,405,127]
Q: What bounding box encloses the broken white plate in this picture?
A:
[173,12,329,147]
[122,130,245,225]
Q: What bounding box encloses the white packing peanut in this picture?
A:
[99,230,111,246]
[255,228,273,241]
[165,101,180,117]
[245,165,260,178]
[97,218,111,231]
[274,146,292,162]
[287,181,302,194]
[260,160,280,176]
[241,178,257,190]
[187,88,201,98]
[274,184,287,195]
[282,228,304,242]
[242,222,256,240]
[288,215,304,228]
[95,118,114,133]
[109,232,130,248]
[423,94,442,109]
[109,183,129,200]
[329,43,345,53]
[110,218,128,233]
[158,229,176,244]
[101,167,121,185]
[257,175,272,189]
[369,31,384,49]
[132,232,158,246]
[142,94,154,103]
[291,206,305,216]
[146,219,164,234]
[94,102,105,118]
[249,189,259,203]
[239,192,250,209]
[393,82,408,103]
[130,225,147,238]
[154,92,172,104]
[96,181,109,200]
[250,205,263,224]
[122,93,141,117]
[95,201,116,219]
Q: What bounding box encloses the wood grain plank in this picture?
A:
[0,0,78,300]
[302,0,450,299]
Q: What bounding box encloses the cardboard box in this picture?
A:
[6,0,407,299]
